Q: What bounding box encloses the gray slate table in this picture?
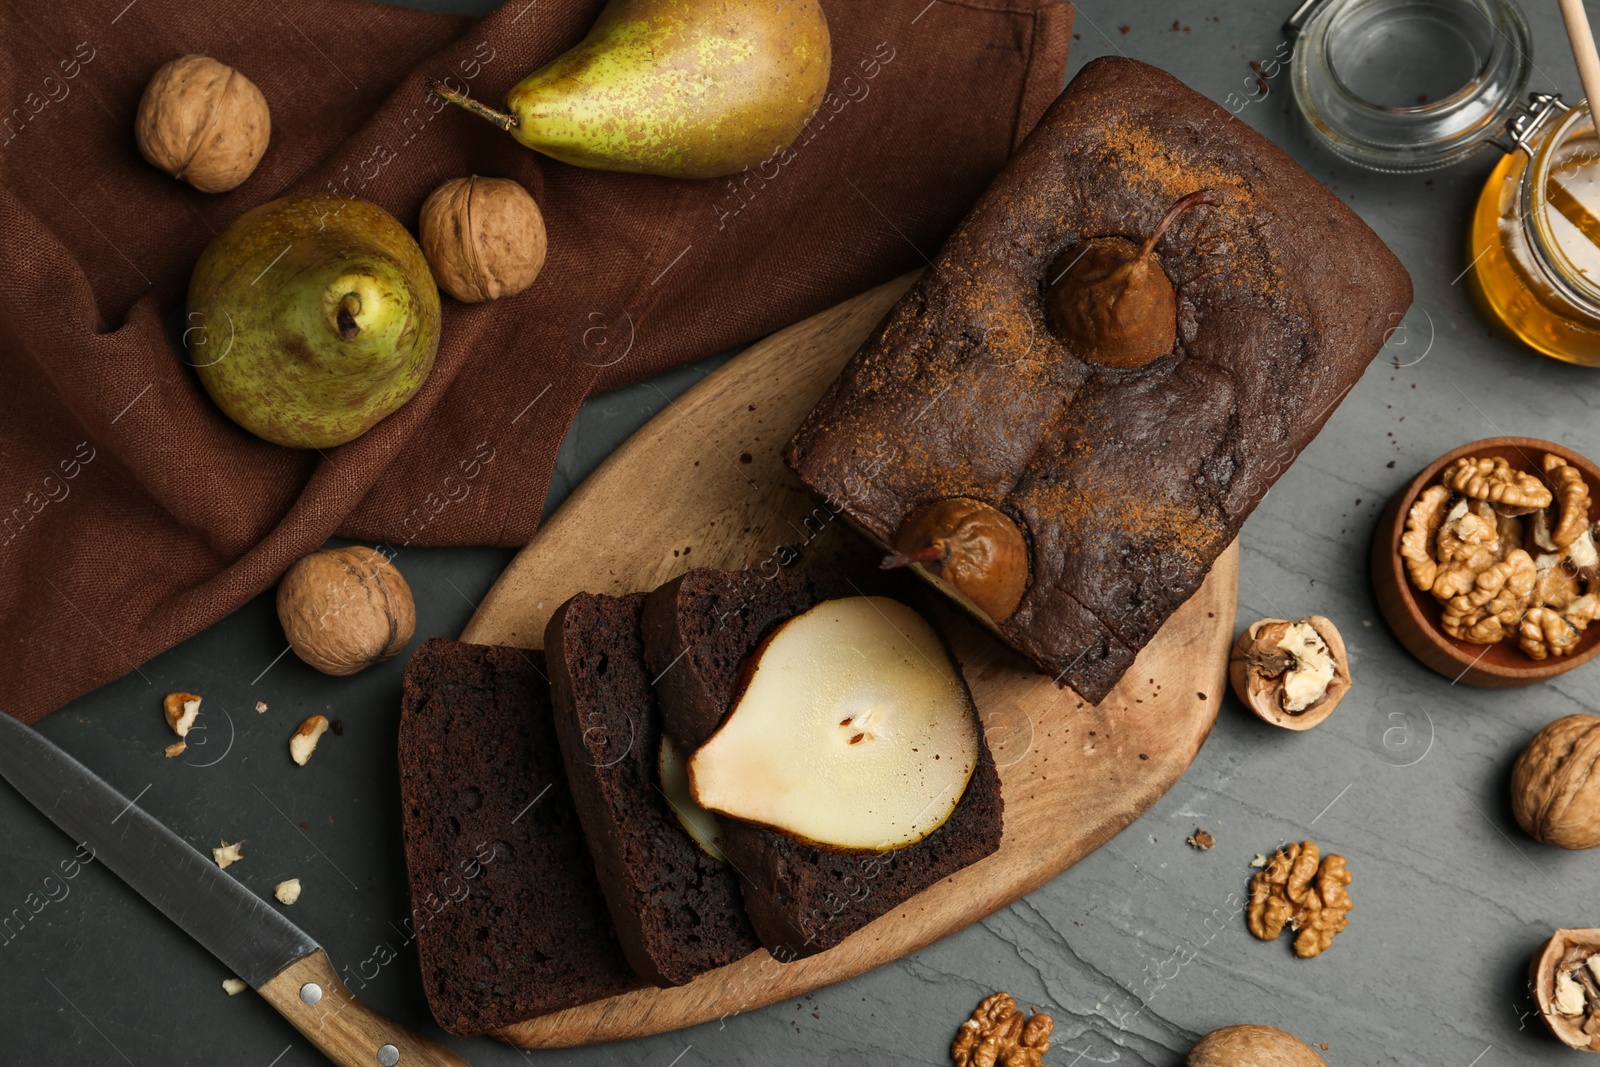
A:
[4,1,1598,1063]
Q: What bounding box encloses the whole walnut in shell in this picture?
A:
[1511,713,1600,849]
[1187,1025,1326,1067]
[276,546,415,676]
[418,176,548,302]
[135,55,270,193]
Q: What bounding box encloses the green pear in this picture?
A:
[432,0,830,179]
[186,194,441,449]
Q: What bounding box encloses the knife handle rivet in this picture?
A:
[299,982,323,1006]
[376,1044,400,1065]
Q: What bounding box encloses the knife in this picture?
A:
[0,713,469,1067]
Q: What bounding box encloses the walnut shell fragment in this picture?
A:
[135,55,270,193]
[1511,713,1600,849]
[1229,617,1350,730]
[1245,841,1353,959]
[1530,928,1600,1052]
[419,175,548,303]
[276,547,415,676]
[1187,1024,1327,1067]
[950,992,1053,1067]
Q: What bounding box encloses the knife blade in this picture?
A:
[0,712,469,1067]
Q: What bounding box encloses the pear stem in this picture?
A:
[881,544,945,570]
[428,80,519,131]
[1137,188,1217,260]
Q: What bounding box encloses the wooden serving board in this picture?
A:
[461,272,1239,1048]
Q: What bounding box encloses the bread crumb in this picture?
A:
[222,978,248,995]
[212,840,244,869]
[274,878,301,905]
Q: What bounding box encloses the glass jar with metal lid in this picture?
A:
[1287,0,1600,364]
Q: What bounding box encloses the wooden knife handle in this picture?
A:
[259,948,470,1067]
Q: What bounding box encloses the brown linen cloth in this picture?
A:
[0,0,1072,723]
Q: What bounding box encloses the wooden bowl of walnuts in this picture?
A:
[1372,437,1600,687]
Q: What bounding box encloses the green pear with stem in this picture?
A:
[186,194,441,448]
[432,0,830,179]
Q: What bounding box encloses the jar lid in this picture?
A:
[1286,0,1534,172]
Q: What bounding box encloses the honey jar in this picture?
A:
[1287,0,1600,366]
[1468,100,1600,365]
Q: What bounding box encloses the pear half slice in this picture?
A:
[658,733,725,862]
[687,596,979,852]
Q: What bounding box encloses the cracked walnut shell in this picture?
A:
[276,547,415,676]
[1229,617,1349,730]
[419,176,548,303]
[135,55,269,193]
[1187,1025,1326,1067]
[1511,713,1600,849]
[1246,841,1352,958]
[1531,928,1600,1052]
[951,992,1052,1067]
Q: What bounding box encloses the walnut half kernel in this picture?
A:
[1246,841,1353,959]
[951,992,1053,1067]
[1531,928,1600,1052]
[1229,617,1350,731]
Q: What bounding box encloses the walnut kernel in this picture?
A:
[1245,841,1352,959]
[951,992,1053,1067]
[1401,485,1451,592]
[212,839,244,869]
[163,691,201,737]
[1440,455,1553,512]
[289,714,331,767]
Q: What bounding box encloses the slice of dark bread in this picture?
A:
[641,568,1005,960]
[545,592,761,986]
[397,637,641,1036]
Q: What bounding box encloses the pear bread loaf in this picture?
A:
[641,567,1005,960]
[397,638,642,1034]
[545,591,761,986]
[784,57,1414,703]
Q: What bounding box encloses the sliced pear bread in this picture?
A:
[397,637,641,1034]
[545,591,761,986]
[641,568,1005,960]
